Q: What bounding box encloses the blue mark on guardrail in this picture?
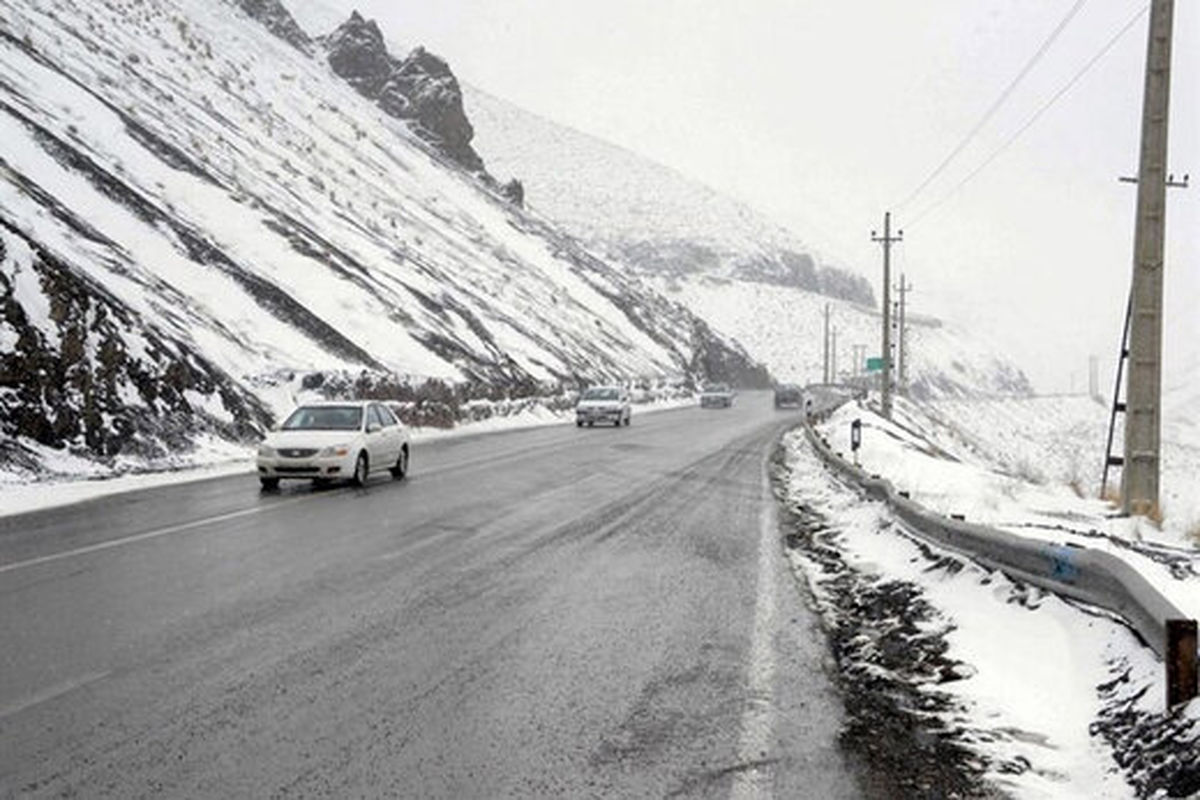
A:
[1049,546,1080,583]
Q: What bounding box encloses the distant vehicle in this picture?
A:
[774,384,804,409]
[256,400,410,490]
[700,383,735,408]
[576,385,631,427]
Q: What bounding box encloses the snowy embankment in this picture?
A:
[788,394,1200,797]
[0,391,695,517]
[816,396,1200,617]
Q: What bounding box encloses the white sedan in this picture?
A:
[256,400,410,490]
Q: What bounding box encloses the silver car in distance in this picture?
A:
[256,400,411,490]
[576,386,632,428]
[699,383,736,409]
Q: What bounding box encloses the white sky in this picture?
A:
[290,1,1198,393]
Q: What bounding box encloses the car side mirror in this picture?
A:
[368,422,382,433]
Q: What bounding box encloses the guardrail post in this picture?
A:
[1167,619,1198,708]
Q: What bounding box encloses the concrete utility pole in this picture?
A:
[822,303,831,384]
[894,275,913,394]
[1122,0,1176,517]
[872,212,902,419]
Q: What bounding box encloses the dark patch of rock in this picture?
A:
[231,0,312,53]
[500,178,525,207]
[234,0,312,53]
[324,13,484,172]
[1092,663,1200,798]
[0,223,270,467]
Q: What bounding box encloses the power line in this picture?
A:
[895,0,1092,212]
[907,4,1149,229]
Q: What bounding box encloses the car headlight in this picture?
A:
[258,444,275,457]
[318,445,351,457]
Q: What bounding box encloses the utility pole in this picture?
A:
[1122,0,1176,518]
[822,303,831,384]
[831,327,838,384]
[872,212,902,419]
[895,275,913,394]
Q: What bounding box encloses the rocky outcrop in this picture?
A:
[733,249,875,306]
[233,0,312,53]
[500,178,524,207]
[0,223,270,469]
[324,12,485,173]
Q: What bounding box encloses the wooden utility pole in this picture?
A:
[895,275,913,394]
[1122,0,1175,517]
[872,212,902,418]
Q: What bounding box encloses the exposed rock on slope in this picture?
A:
[235,0,312,53]
[323,11,483,172]
[0,223,269,462]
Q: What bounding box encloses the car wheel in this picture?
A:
[390,446,408,479]
[587,421,594,428]
[259,477,279,491]
[576,420,583,428]
[352,452,369,487]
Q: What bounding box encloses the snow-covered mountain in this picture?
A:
[0,0,767,477]
[465,86,875,306]
[464,86,1031,398]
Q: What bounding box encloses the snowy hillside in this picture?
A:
[464,86,874,305]
[920,395,1200,544]
[657,276,1031,397]
[464,86,1034,399]
[0,0,767,478]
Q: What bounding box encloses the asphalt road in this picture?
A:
[0,392,861,798]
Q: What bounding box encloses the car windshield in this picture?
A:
[582,388,619,401]
[704,384,730,393]
[281,406,363,431]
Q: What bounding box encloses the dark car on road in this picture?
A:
[774,384,804,409]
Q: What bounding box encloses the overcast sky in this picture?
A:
[290,1,1197,393]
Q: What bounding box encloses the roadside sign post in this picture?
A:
[850,418,862,466]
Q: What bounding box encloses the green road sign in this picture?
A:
[866,357,885,372]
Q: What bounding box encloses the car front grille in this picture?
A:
[279,448,318,458]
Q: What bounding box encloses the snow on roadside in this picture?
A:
[779,429,1149,798]
[814,396,1200,625]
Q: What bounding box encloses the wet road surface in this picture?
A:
[0,392,861,797]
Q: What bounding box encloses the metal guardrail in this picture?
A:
[801,406,1198,707]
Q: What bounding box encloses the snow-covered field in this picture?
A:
[788,392,1200,796]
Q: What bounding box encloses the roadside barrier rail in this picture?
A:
[801,405,1197,708]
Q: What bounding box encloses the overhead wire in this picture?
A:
[894,0,1093,213]
[905,3,1149,230]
